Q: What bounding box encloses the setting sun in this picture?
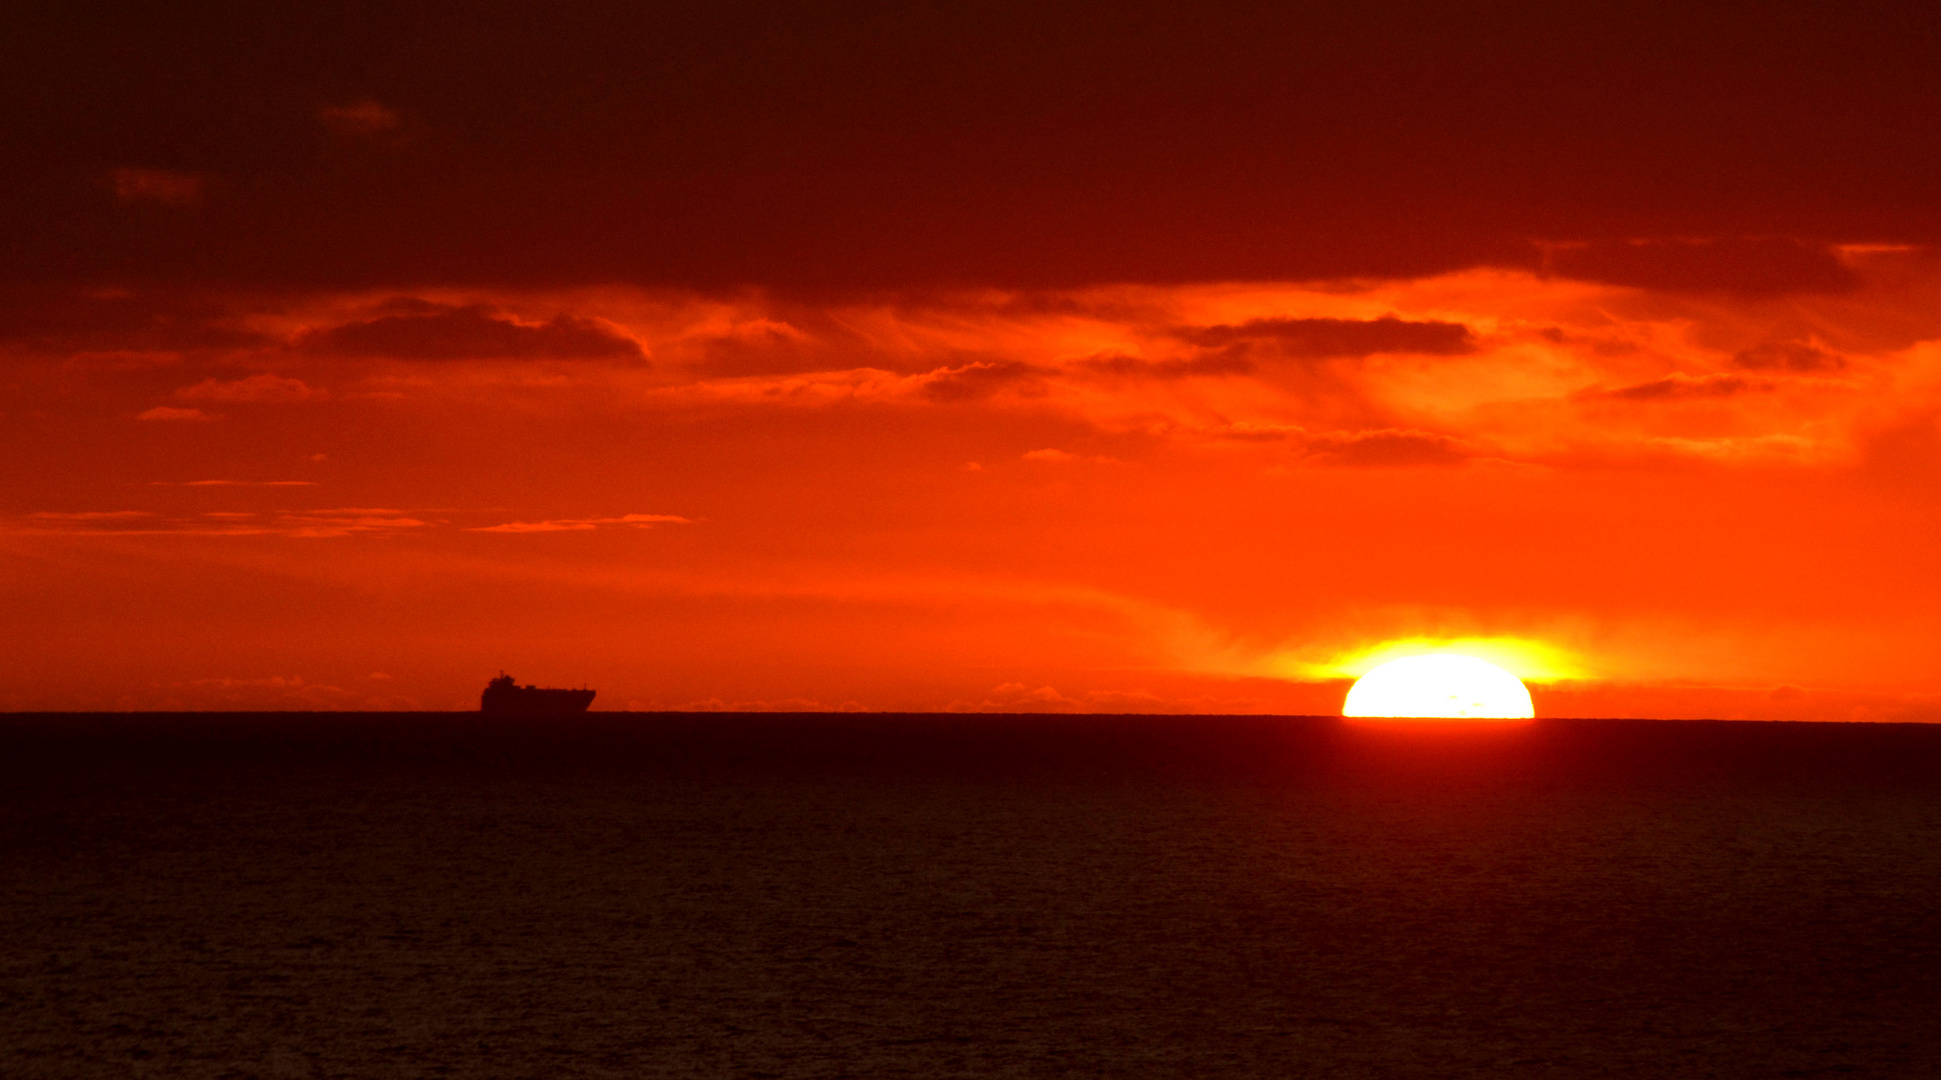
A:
[1341,654,1535,719]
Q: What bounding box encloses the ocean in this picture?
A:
[4,713,1939,1077]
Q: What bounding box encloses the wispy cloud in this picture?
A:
[29,510,155,521]
[318,100,402,139]
[2,508,427,538]
[1021,448,1119,464]
[149,480,319,487]
[469,513,693,533]
[136,406,214,422]
[109,167,206,205]
[175,374,326,403]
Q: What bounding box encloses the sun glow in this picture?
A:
[1341,653,1535,719]
[1302,636,1583,682]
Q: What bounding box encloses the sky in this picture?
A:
[5,1,1941,716]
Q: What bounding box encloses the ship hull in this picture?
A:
[480,686,596,716]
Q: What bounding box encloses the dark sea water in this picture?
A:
[4,713,1940,1078]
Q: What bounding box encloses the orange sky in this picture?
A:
[7,250,1941,716]
[7,3,1941,716]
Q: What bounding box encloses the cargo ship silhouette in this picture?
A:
[480,673,596,715]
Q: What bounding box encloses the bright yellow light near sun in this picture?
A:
[1341,653,1534,719]
[1315,636,1583,682]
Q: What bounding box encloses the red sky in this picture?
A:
[5,2,1941,717]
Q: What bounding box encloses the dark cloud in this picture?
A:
[1303,428,1470,467]
[920,361,1047,403]
[295,302,644,361]
[1732,341,1845,372]
[1176,317,1476,358]
[1541,238,1858,297]
[8,3,1941,290]
[1081,349,1255,379]
[1592,373,1761,402]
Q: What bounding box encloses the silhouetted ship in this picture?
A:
[480,674,596,715]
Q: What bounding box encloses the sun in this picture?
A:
[1341,653,1534,719]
